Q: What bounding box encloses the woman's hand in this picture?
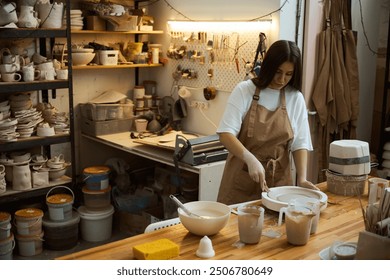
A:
[298,179,319,191]
[243,150,268,192]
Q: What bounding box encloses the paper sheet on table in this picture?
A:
[133,130,200,150]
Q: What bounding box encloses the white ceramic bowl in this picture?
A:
[262,186,328,212]
[178,201,231,236]
[48,167,67,180]
[72,52,95,66]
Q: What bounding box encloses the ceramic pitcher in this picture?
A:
[0,2,18,26]
[18,5,40,28]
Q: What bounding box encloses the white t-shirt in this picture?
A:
[217,80,313,152]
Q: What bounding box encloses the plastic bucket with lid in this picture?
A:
[46,186,74,221]
[78,205,114,242]
[83,165,110,191]
[15,231,44,257]
[14,208,43,236]
[42,211,80,250]
[0,211,11,239]
[0,233,15,260]
[82,185,111,210]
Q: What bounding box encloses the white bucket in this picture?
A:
[16,231,44,257]
[46,186,74,221]
[0,211,11,239]
[78,205,114,242]
[0,233,15,260]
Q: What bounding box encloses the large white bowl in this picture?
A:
[72,52,95,66]
[178,201,231,236]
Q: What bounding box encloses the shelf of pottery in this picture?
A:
[0,1,75,198]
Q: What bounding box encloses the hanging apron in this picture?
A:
[217,87,294,205]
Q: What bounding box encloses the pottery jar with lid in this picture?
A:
[14,208,44,236]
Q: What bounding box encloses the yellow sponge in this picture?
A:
[133,238,180,260]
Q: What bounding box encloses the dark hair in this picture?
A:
[252,40,302,91]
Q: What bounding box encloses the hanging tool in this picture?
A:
[251,32,267,76]
[231,34,248,73]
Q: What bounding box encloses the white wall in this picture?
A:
[146,0,300,135]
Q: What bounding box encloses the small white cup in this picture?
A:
[55,68,68,80]
[135,119,148,132]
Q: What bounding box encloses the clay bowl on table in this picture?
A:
[178,201,231,236]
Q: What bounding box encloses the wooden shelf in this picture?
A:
[0,28,67,38]
[72,63,163,70]
[0,176,72,202]
[0,80,70,94]
[71,30,163,35]
[0,134,71,152]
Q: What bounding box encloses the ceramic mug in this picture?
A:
[22,66,41,82]
[2,54,25,71]
[40,69,56,80]
[55,69,68,80]
[1,72,22,82]
[0,63,17,74]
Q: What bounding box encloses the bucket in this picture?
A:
[0,211,11,239]
[0,233,15,260]
[82,185,112,210]
[15,231,44,257]
[42,211,80,250]
[78,205,114,242]
[14,208,43,236]
[46,186,74,221]
[326,169,367,196]
[83,165,110,191]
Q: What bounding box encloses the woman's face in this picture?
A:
[268,61,294,90]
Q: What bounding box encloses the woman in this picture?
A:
[217,40,317,205]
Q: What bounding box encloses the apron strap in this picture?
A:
[280,88,286,109]
[247,87,261,138]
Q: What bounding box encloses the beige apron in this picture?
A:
[217,87,294,205]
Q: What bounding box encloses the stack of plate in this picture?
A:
[64,9,84,30]
[0,100,11,120]
[14,108,44,138]
[0,118,18,142]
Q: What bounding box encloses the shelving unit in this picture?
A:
[378,12,390,167]
[0,1,75,206]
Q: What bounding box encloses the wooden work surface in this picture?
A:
[58,181,367,260]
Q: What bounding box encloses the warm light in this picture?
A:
[167,20,272,33]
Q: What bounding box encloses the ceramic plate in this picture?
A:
[261,186,328,212]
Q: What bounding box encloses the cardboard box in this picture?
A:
[117,205,164,235]
[86,16,106,31]
[106,15,138,31]
[81,117,133,136]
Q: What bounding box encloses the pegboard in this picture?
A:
[167,30,269,92]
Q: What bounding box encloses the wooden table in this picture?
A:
[58,181,367,260]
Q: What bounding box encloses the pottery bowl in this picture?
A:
[48,167,67,180]
[72,52,95,66]
[178,201,231,236]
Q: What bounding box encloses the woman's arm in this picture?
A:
[218,132,268,191]
[292,149,319,190]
